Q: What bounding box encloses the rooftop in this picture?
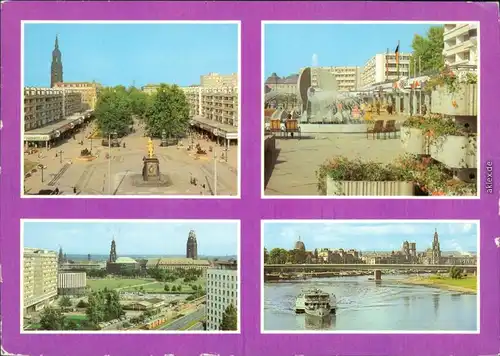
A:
[146,257,210,267]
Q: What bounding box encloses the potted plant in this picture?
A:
[426,117,477,169]
[316,156,414,196]
[401,116,430,155]
[429,67,478,116]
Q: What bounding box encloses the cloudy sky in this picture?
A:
[263,221,478,253]
[23,220,239,256]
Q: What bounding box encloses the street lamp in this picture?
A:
[37,164,46,183]
[58,150,64,164]
[108,131,117,195]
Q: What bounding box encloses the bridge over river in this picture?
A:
[264,263,477,274]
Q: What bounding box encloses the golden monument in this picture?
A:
[147,137,154,158]
[142,137,161,182]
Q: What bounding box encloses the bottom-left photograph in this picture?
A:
[21,219,240,333]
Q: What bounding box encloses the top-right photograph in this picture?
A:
[263,22,479,198]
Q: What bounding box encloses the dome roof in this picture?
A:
[294,239,306,251]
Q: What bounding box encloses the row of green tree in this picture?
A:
[38,288,123,331]
[147,267,203,283]
[94,84,190,139]
[264,248,308,265]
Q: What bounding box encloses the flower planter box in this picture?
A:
[326,179,415,196]
[401,127,428,155]
[429,135,477,169]
[431,84,478,116]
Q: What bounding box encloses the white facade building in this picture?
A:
[361,53,411,87]
[23,248,58,314]
[443,23,478,68]
[304,66,362,91]
[205,260,238,331]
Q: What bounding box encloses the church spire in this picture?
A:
[51,34,63,87]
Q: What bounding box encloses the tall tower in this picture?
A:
[50,35,63,87]
[58,246,64,265]
[431,229,441,264]
[186,230,198,259]
[109,238,117,263]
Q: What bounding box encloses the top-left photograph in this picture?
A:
[22,21,240,198]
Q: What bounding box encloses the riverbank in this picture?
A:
[401,275,477,294]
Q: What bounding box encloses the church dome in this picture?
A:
[187,229,197,242]
[294,239,306,251]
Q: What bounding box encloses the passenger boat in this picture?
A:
[295,289,336,316]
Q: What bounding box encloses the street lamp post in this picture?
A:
[38,164,45,183]
[58,150,64,164]
[108,131,116,195]
[213,148,217,196]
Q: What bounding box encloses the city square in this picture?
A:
[22,22,239,196]
[22,220,239,332]
[263,23,478,197]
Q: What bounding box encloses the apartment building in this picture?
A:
[361,52,411,87]
[23,248,58,314]
[206,260,238,331]
[183,86,239,128]
[443,23,478,68]
[200,72,238,88]
[53,81,101,110]
[300,66,362,91]
[23,87,82,131]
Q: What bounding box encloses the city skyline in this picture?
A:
[23,221,239,255]
[264,23,433,77]
[24,23,239,87]
[263,221,478,253]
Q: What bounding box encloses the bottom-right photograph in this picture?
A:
[261,220,479,333]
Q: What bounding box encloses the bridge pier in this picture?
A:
[374,269,382,281]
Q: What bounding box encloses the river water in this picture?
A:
[263,275,477,332]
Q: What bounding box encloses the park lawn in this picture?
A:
[428,276,477,291]
[122,277,206,293]
[87,278,154,291]
[65,314,88,321]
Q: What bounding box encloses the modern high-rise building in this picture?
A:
[443,23,478,68]
[186,230,198,259]
[200,72,238,88]
[23,248,58,314]
[23,87,83,132]
[361,52,411,87]
[50,36,63,88]
[206,260,238,331]
[182,86,239,146]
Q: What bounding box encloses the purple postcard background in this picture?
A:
[1,2,500,356]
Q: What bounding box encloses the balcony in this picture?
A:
[444,24,472,41]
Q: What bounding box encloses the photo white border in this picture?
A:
[260,219,481,334]
[20,218,242,335]
[260,21,481,200]
[21,20,242,199]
